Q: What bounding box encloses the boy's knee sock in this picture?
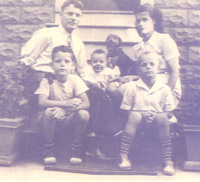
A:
[71,143,82,157]
[43,143,55,155]
[119,133,134,156]
[160,136,172,163]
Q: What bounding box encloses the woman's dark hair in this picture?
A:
[134,4,164,33]
[61,0,84,11]
[51,45,75,62]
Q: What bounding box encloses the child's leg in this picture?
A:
[154,113,175,175]
[63,110,89,164]
[38,108,57,164]
[119,111,142,169]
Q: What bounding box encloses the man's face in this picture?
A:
[91,53,107,73]
[139,53,159,79]
[52,51,74,77]
[60,4,82,33]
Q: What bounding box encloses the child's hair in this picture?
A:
[51,45,74,62]
[61,0,83,11]
[90,49,107,60]
[134,4,164,33]
[138,51,159,64]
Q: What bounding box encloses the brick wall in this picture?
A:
[0,0,55,66]
[155,0,200,123]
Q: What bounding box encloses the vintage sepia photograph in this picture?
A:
[0,0,200,181]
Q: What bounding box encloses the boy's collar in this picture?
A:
[136,78,165,93]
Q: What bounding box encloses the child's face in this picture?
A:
[90,53,107,73]
[139,53,159,79]
[51,51,74,76]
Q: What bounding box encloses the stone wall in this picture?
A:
[155,0,200,123]
[0,0,55,65]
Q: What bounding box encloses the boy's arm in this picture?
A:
[76,92,90,111]
[38,94,82,109]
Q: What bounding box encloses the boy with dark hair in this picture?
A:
[35,45,90,165]
[119,51,175,176]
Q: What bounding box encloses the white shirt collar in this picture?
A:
[145,31,158,48]
[136,78,165,93]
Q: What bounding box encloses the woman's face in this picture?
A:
[135,11,155,38]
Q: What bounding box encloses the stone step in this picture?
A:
[55,11,135,27]
[73,26,141,43]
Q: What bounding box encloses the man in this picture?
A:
[21,0,89,77]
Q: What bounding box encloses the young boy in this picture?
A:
[83,49,122,158]
[84,49,119,90]
[119,51,176,176]
[35,45,90,165]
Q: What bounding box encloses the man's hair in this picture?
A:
[91,49,107,60]
[134,4,164,33]
[138,51,159,64]
[61,0,83,11]
[51,45,74,61]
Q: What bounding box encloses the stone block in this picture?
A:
[180,64,200,82]
[0,43,19,62]
[189,10,200,27]
[0,7,20,23]
[171,28,200,45]
[171,0,200,9]
[21,6,54,24]
[161,9,187,27]
[178,46,188,64]
[38,0,55,6]
[188,46,200,64]
[0,25,3,41]
[4,0,38,5]
[154,0,169,7]
[4,25,43,42]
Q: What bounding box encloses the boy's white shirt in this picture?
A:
[120,78,175,113]
[83,67,120,84]
[35,74,89,114]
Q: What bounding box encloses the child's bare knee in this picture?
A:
[129,111,142,125]
[106,82,118,94]
[155,113,169,126]
[77,110,90,122]
[44,108,54,117]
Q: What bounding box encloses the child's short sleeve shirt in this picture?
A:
[35,74,89,101]
[120,79,175,113]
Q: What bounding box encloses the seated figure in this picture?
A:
[83,49,122,158]
[35,45,90,165]
[118,51,176,176]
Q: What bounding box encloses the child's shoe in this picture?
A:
[118,154,132,170]
[43,144,57,165]
[163,161,175,176]
[70,144,82,165]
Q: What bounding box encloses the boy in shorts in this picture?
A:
[35,45,90,165]
[119,51,176,176]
